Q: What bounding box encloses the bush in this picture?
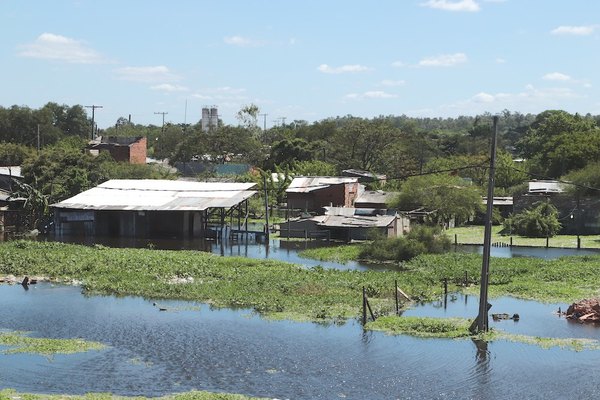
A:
[359,225,451,262]
[502,201,561,238]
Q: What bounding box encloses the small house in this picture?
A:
[286,176,361,212]
[88,136,147,164]
[51,179,257,238]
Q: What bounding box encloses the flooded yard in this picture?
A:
[1,283,600,399]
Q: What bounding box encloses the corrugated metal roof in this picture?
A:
[51,179,257,211]
[355,190,397,205]
[0,166,22,178]
[317,214,395,228]
[286,176,358,193]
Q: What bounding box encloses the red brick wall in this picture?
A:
[129,137,147,164]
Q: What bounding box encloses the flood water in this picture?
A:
[1,283,600,399]
[456,244,600,259]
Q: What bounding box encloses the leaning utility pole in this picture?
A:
[154,111,168,133]
[472,116,499,333]
[85,105,103,140]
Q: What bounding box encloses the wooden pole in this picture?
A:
[395,279,399,315]
[474,116,498,333]
[263,174,270,240]
[362,286,367,325]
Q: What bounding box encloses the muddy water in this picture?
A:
[1,283,600,399]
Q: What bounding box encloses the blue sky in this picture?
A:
[2,0,600,129]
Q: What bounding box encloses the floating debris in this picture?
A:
[566,298,600,323]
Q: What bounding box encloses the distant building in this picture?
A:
[354,190,397,209]
[286,176,362,212]
[88,136,147,164]
[201,106,218,132]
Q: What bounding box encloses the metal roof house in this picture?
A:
[278,206,409,241]
[286,176,362,212]
[51,179,257,238]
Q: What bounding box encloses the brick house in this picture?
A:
[286,176,362,212]
[88,136,147,164]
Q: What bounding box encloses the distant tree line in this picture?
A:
[3,102,600,232]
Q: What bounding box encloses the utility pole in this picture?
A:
[259,113,268,143]
[85,105,103,140]
[154,111,168,133]
[472,116,499,333]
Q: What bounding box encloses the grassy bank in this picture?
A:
[0,389,266,400]
[446,225,600,249]
[298,244,363,263]
[367,316,598,351]
[0,331,105,355]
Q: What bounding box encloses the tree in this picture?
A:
[516,110,600,177]
[0,143,34,166]
[562,162,600,197]
[391,174,483,226]
[503,201,561,238]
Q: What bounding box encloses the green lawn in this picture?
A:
[446,225,600,249]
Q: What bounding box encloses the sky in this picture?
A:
[2,0,600,129]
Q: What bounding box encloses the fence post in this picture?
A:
[510,236,513,247]
[464,271,468,286]
[577,236,581,249]
[443,278,448,295]
[454,234,458,246]
[546,236,549,248]
[362,286,367,325]
[395,279,399,315]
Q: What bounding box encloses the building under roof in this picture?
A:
[52,179,258,238]
[286,176,361,211]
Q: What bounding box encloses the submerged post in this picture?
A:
[263,174,270,240]
[474,116,499,333]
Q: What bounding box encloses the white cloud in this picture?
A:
[381,79,406,87]
[551,25,597,36]
[472,92,495,103]
[443,84,581,115]
[224,35,265,47]
[115,66,180,83]
[192,86,248,101]
[420,0,480,12]
[18,33,106,64]
[418,53,467,67]
[345,91,398,100]
[391,60,405,67]
[317,64,370,74]
[495,58,506,64]
[150,84,189,92]
[542,72,571,81]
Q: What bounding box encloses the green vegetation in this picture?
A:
[503,201,561,238]
[366,316,599,351]
[0,331,105,355]
[0,241,422,322]
[488,332,599,351]
[446,225,600,248]
[0,388,266,400]
[367,316,472,338]
[359,226,452,262]
[2,240,600,323]
[298,244,362,263]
